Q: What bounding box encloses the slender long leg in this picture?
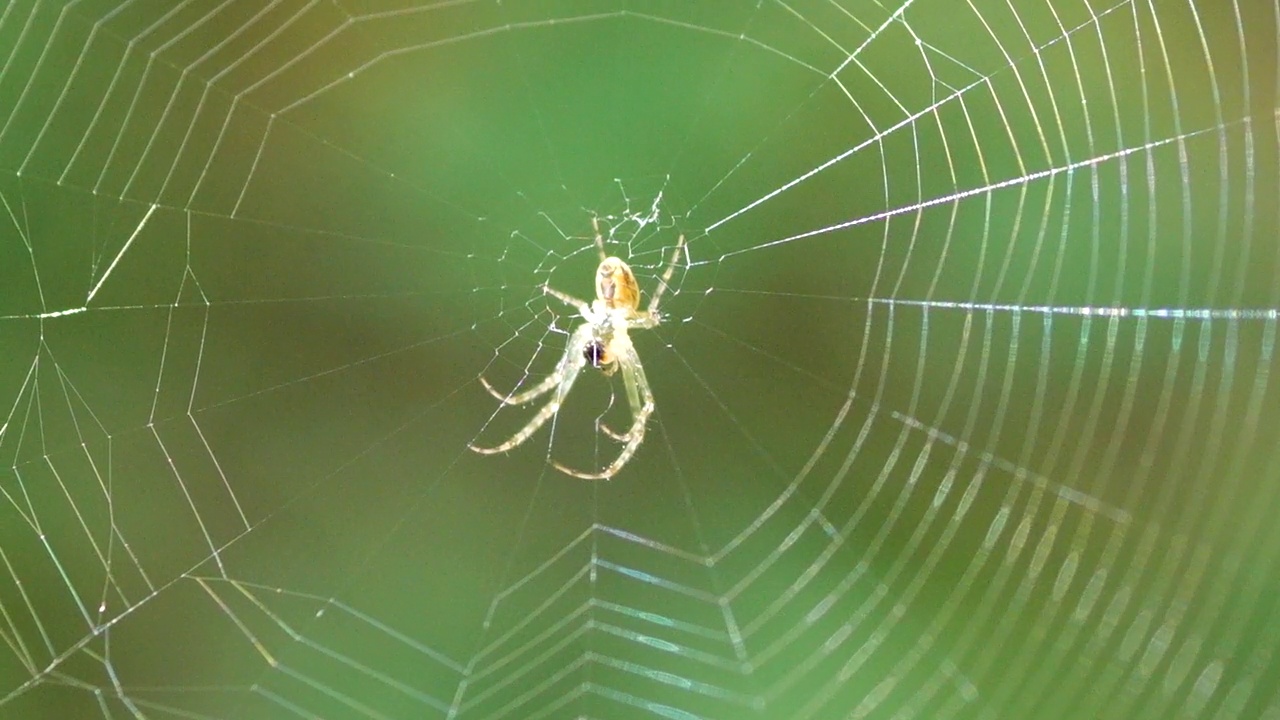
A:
[600,422,633,443]
[553,346,653,480]
[598,341,639,441]
[479,372,559,406]
[646,234,685,317]
[470,326,590,454]
[592,216,607,261]
[543,284,591,317]
[478,297,587,404]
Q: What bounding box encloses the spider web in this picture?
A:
[1,1,1277,719]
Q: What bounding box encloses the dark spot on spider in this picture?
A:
[584,341,607,367]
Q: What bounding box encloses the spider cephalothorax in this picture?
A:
[583,339,616,375]
[470,218,685,480]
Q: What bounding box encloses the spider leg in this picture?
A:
[596,339,642,441]
[478,293,589,406]
[600,422,632,443]
[470,326,590,455]
[645,234,685,317]
[478,372,559,406]
[542,284,591,317]
[553,342,653,480]
[592,216,607,262]
[596,371,634,441]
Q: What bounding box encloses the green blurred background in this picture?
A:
[0,1,1277,718]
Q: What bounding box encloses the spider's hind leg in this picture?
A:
[543,284,591,317]
[646,233,685,317]
[592,215,608,262]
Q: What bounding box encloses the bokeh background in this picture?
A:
[1,1,1277,719]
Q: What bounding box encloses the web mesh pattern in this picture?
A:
[0,1,1277,719]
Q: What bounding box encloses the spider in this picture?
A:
[470,218,686,480]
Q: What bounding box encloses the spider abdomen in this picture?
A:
[596,257,641,310]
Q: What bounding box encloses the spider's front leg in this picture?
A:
[596,334,642,441]
[470,325,592,455]
[553,343,653,480]
[600,422,636,443]
[478,372,559,406]
[476,286,590,406]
